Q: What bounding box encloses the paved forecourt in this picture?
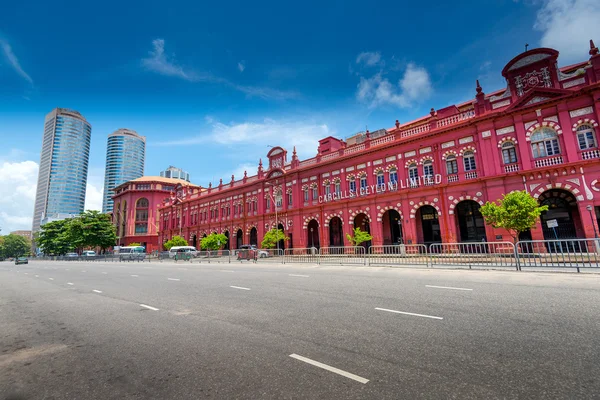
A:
[1,259,599,399]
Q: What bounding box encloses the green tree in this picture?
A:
[479,190,548,243]
[36,219,73,255]
[164,235,188,250]
[67,210,116,251]
[200,233,227,250]
[260,229,288,249]
[1,234,31,257]
[346,227,373,246]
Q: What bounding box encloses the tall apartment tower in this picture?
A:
[159,165,190,182]
[101,129,146,213]
[32,108,92,232]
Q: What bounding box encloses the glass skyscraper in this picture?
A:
[102,129,146,213]
[160,165,190,182]
[32,108,92,232]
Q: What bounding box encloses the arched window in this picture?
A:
[388,168,398,184]
[446,155,458,174]
[135,198,148,234]
[576,124,597,150]
[324,185,331,196]
[408,162,419,181]
[463,151,476,171]
[376,171,385,187]
[360,175,368,189]
[423,160,434,178]
[312,186,318,200]
[530,127,560,158]
[334,180,341,195]
[349,177,357,193]
[303,188,309,202]
[502,141,518,164]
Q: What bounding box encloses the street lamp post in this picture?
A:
[587,205,598,238]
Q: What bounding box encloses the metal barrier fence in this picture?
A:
[430,242,517,270]
[284,248,319,264]
[368,245,429,266]
[516,239,600,272]
[319,246,366,265]
[30,239,600,272]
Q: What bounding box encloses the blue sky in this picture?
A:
[1,0,599,232]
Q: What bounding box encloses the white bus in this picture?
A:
[169,246,198,258]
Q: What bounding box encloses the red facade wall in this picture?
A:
[159,45,600,250]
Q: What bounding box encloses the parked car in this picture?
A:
[66,253,79,258]
[168,246,198,258]
[83,250,96,257]
[15,257,28,265]
[118,246,146,261]
[238,245,269,258]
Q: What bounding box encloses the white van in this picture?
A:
[169,246,198,258]
[119,246,146,261]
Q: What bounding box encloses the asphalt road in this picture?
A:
[1,260,599,399]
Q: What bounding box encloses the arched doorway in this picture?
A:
[455,201,487,242]
[539,189,581,240]
[223,231,230,250]
[201,233,207,250]
[329,216,343,246]
[382,209,403,245]
[416,205,441,245]
[192,234,197,249]
[307,219,320,249]
[250,227,258,246]
[236,229,243,249]
[277,223,285,251]
[353,213,372,249]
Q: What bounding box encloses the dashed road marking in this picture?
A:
[102,272,108,274]
[167,278,180,281]
[375,307,443,320]
[289,274,309,278]
[220,270,235,273]
[289,354,369,384]
[67,283,74,285]
[48,278,54,281]
[35,275,39,277]
[425,285,473,291]
[131,274,139,277]
[140,304,159,311]
[92,290,102,293]
[230,285,251,291]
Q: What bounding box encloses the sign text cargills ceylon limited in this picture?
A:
[318,174,443,203]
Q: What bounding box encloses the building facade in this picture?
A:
[10,230,33,241]
[159,44,600,250]
[32,108,92,232]
[160,166,190,182]
[111,176,200,251]
[102,128,146,213]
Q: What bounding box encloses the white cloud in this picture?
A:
[156,118,332,160]
[85,168,104,212]
[534,0,600,65]
[0,38,33,84]
[356,63,432,108]
[0,160,38,233]
[356,51,382,66]
[141,38,199,81]
[141,39,297,100]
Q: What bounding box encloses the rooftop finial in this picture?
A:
[590,39,599,56]
[293,146,297,156]
[395,119,400,128]
[476,79,482,94]
[430,107,436,117]
[525,43,529,52]
[244,170,247,178]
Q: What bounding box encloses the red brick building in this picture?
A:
[159,43,600,250]
[112,176,201,251]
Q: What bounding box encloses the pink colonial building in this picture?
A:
[112,176,201,252]
[159,43,600,250]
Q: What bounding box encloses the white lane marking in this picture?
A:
[81,270,86,272]
[102,272,108,274]
[178,268,188,270]
[167,278,180,281]
[140,304,159,311]
[65,269,69,271]
[289,354,369,384]
[230,285,251,291]
[289,274,309,278]
[143,267,152,269]
[24,272,29,275]
[425,285,473,291]
[375,307,443,320]
[48,278,54,281]
[220,270,235,273]
[67,282,74,285]
[131,274,139,277]
[35,275,39,277]
[92,290,102,293]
